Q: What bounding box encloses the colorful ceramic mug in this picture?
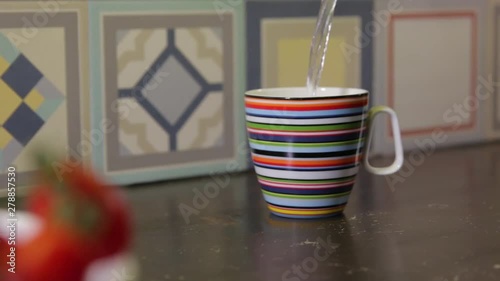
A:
[244,87,403,219]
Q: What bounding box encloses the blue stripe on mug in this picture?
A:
[248,132,364,143]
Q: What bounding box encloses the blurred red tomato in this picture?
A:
[16,225,90,281]
[17,156,132,281]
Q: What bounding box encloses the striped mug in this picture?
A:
[244,87,404,219]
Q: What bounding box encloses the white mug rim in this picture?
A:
[245,87,369,100]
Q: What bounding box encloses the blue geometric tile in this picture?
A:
[118,29,223,152]
[2,54,43,98]
[3,103,44,146]
[0,8,83,187]
[89,1,250,184]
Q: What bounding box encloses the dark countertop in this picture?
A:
[127,143,500,281]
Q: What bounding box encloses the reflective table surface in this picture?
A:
[123,143,500,280]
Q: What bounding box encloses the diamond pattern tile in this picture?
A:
[3,103,44,146]
[2,54,43,98]
[0,6,84,182]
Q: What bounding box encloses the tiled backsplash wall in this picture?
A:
[88,1,248,185]
[0,1,90,188]
[0,0,497,187]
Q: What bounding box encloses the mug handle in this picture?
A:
[363,105,404,175]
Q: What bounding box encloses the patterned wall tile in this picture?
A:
[0,1,87,189]
[89,1,248,185]
[371,0,487,155]
[246,0,374,92]
[261,16,361,89]
[389,12,477,136]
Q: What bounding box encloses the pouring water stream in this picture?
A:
[306,0,339,96]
